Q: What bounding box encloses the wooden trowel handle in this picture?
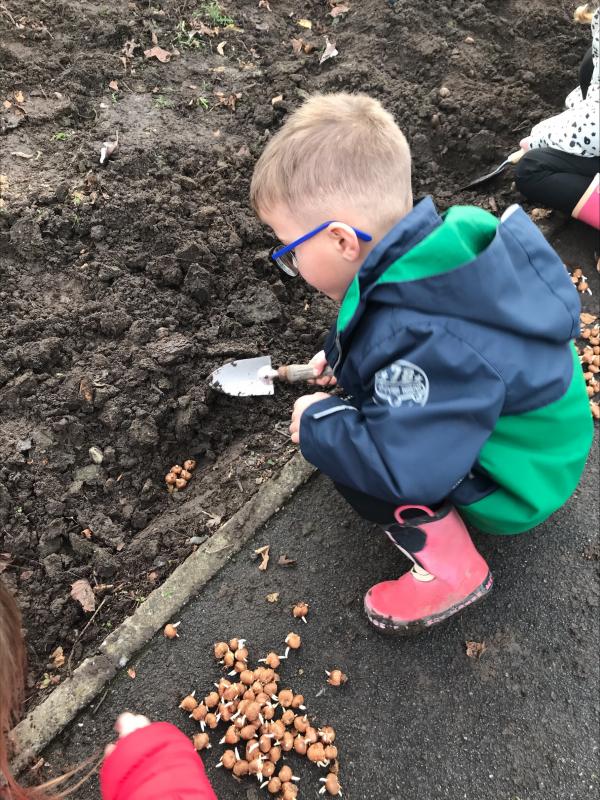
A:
[507,148,526,165]
[277,363,335,383]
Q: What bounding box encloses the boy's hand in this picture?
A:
[104,712,151,758]
[307,350,337,387]
[290,393,331,444]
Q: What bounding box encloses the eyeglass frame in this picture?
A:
[269,220,373,277]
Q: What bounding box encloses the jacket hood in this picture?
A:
[336,197,579,347]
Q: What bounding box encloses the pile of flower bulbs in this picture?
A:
[178,629,342,798]
[165,459,197,493]
[578,312,600,419]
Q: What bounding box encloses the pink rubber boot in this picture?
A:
[572,173,600,230]
[364,504,493,634]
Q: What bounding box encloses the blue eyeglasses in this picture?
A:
[269,220,372,277]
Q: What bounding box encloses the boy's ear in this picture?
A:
[326,222,362,261]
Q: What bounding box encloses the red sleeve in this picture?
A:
[100,722,218,800]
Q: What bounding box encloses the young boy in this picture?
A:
[250,93,594,635]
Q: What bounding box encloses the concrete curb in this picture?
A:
[10,453,315,773]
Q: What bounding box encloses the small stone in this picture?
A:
[438,86,451,98]
[465,36,474,44]
[89,446,104,464]
[73,464,104,485]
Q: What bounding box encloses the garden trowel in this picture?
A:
[209,355,333,397]
[461,148,525,190]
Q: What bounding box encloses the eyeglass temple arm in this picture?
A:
[272,223,372,259]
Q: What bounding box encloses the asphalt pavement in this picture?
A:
[43,429,599,800]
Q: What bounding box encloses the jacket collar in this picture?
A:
[336,196,443,335]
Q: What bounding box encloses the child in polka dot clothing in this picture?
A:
[515,3,599,229]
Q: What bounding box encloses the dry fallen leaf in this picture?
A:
[50,646,65,669]
[297,18,312,28]
[319,36,339,65]
[70,579,96,613]
[127,667,136,679]
[214,91,241,111]
[144,46,172,63]
[258,0,272,9]
[108,80,119,91]
[81,527,93,539]
[14,90,25,103]
[290,37,304,54]
[216,40,227,56]
[254,544,270,571]
[330,3,350,16]
[192,20,217,36]
[271,94,283,105]
[530,207,552,221]
[277,554,296,567]
[465,640,487,659]
[266,592,280,603]
[79,376,94,403]
[122,40,139,58]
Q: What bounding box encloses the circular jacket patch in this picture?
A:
[373,359,430,408]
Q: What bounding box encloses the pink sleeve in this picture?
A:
[100,722,218,800]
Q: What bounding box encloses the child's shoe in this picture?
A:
[572,173,600,229]
[364,504,492,634]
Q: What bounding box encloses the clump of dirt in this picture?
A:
[0,0,592,700]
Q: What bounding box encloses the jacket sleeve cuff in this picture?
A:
[299,396,359,467]
[100,722,216,800]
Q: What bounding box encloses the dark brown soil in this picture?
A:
[0,0,594,704]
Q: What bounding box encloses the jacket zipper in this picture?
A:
[332,330,343,374]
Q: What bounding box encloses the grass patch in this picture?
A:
[51,131,73,141]
[153,94,173,109]
[194,1,234,26]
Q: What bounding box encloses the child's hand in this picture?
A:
[290,393,331,443]
[307,350,337,387]
[519,136,532,151]
[103,712,151,758]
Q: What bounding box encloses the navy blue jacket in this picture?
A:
[298,198,592,532]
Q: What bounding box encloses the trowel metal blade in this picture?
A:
[208,355,275,397]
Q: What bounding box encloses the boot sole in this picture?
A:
[364,571,493,636]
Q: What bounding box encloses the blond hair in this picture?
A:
[250,93,412,231]
[574,2,597,23]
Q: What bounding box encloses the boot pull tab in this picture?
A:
[394,505,436,525]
